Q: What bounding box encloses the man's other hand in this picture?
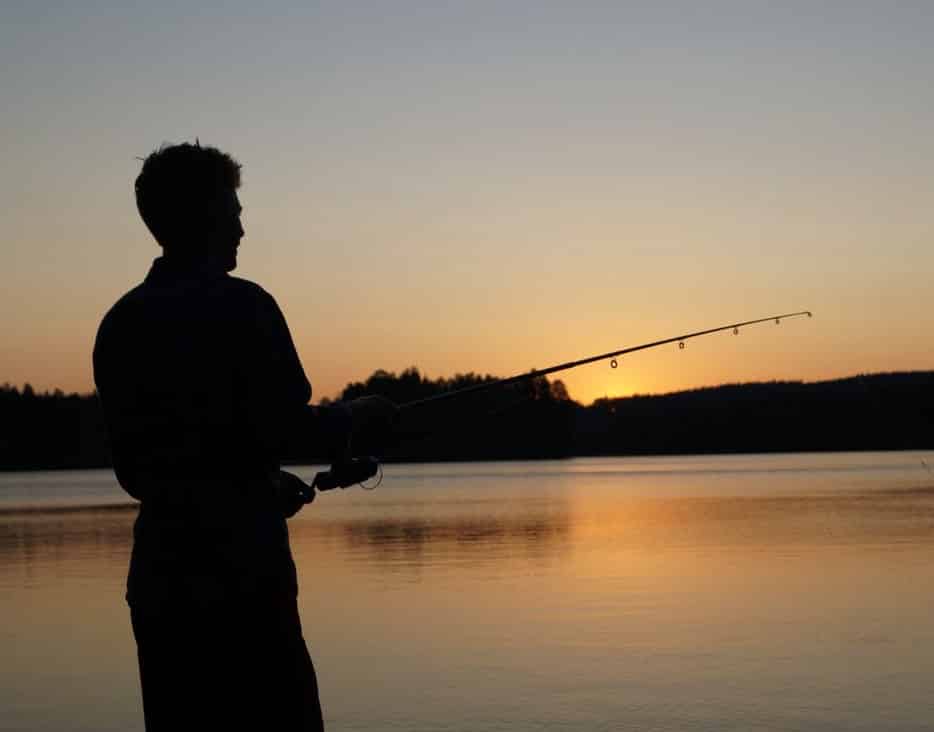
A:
[276,470,314,518]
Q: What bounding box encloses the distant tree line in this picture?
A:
[0,383,110,470]
[0,370,931,471]
[575,371,934,456]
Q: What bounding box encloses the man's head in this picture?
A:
[135,142,244,272]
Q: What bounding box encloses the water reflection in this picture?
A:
[2,458,934,732]
[3,485,934,577]
[337,509,572,565]
[570,488,934,551]
[0,507,134,589]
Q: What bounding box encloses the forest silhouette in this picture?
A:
[1,369,931,471]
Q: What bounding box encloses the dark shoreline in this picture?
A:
[2,370,932,471]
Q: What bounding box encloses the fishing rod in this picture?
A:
[312,310,813,491]
[401,310,812,411]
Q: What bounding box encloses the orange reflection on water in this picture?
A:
[3,459,934,731]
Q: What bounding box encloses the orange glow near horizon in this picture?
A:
[3,294,931,407]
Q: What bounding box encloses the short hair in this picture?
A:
[134,142,241,247]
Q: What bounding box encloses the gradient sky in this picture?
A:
[2,1,932,404]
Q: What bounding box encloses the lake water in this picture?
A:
[2,453,933,731]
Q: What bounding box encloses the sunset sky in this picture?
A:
[2,2,932,405]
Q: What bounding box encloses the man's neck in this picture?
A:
[150,253,229,281]
[158,252,229,277]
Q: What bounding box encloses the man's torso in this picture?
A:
[93,258,312,604]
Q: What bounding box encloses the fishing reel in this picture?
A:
[279,457,382,517]
[312,456,382,492]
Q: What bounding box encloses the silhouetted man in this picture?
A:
[94,142,393,731]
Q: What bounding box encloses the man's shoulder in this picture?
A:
[93,283,147,376]
[106,274,275,308]
[223,276,286,321]
[98,282,147,327]
[225,275,275,302]
[96,274,281,340]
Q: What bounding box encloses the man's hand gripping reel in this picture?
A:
[312,457,382,493]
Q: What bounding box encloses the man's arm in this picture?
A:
[242,286,396,465]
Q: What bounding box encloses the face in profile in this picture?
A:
[204,188,244,272]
